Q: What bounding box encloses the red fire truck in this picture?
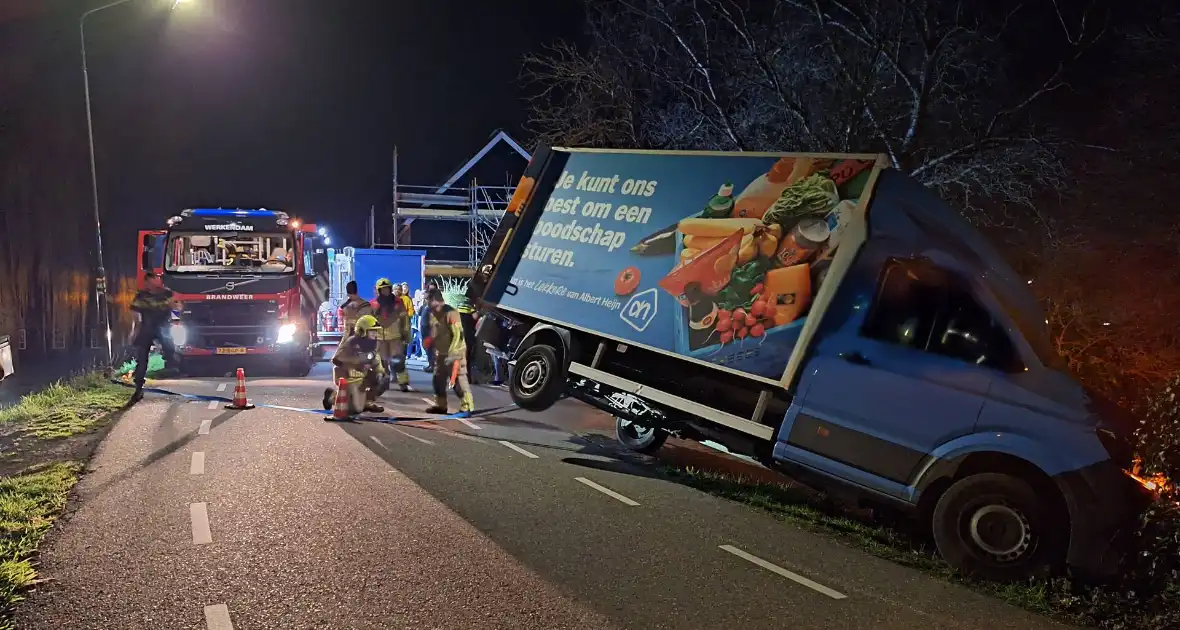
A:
[136,208,330,376]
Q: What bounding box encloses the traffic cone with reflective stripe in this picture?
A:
[224,368,255,410]
[331,378,352,420]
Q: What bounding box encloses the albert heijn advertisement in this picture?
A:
[497,150,878,380]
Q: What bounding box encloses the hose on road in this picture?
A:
[109,379,519,425]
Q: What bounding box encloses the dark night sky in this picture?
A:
[4,0,582,247]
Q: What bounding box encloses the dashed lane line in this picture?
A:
[498,440,539,459]
[574,477,640,506]
[392,426,434,445]
[719,545,847,600]
[206,400,218,410]
[204,603,235,629]
[216,383,228,392]
[190,502,212,545]
[190,452,205,475]
[369,435,387,450]
[198,419,212,435]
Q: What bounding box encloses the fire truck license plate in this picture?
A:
[216,347,248,355]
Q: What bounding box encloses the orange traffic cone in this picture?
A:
[332,378,352,420]
[224,368,256,410]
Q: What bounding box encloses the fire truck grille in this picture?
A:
[185,301,279,327]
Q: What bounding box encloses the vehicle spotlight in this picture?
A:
[277,323,297,344]
[170,323,188,347]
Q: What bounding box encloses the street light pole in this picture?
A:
[80,0,135,365]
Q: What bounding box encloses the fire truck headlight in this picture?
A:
[170,324,188,347]
[277,323,298,344]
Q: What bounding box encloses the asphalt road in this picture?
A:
[14,361,1069,629]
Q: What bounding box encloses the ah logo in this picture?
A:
[620,288,659,332]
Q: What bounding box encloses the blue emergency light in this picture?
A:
[185,208,282,218]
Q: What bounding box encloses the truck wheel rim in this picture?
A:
[519,359,546,392]
[617,418,653,440]
[968,504,1030,561]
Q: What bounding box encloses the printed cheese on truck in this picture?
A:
[763,264,811,326]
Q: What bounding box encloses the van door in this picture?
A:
[783,259,1023,491]
[137,230,167,288]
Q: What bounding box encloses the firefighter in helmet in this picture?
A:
[371,277,411,391]
[337,280,373,343]
[322,314,387,415]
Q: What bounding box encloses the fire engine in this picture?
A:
[136,208,330,376]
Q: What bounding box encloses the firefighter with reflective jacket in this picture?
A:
[337,280,373,342]
[423,289,474,414]
[321,314,386,415]
[371,278,412,391]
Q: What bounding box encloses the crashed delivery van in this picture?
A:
[468,147,1153,582]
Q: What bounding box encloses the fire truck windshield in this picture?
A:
[165,232,295,273]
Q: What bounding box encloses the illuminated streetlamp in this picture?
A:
[80,0,192,363]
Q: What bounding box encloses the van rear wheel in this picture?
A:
[615,417,668,454]
[932,472,1055,582]
[509,344,565,411]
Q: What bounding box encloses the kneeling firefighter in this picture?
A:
[423,289,474,414]
[322,315,388,415]
[372,278,412,392]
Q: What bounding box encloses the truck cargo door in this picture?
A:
[137,230,167,288]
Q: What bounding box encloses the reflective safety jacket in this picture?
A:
[331,336,385,384]
[429,305,466,359]
[338,296,374,336]
[371,295,410,342]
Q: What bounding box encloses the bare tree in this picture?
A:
[524,0,1107,213]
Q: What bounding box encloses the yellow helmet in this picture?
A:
[354,314,379,336]
[375,278,393,291]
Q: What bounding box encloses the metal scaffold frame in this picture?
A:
[374,135,531,276]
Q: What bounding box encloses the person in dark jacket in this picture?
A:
[128,272,178,403]
[419,280,438,372]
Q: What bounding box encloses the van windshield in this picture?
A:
[165,232,295,274]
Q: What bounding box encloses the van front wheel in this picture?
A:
[932,473,1054,582]
[510,344,565,411]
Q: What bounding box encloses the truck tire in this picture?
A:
[931,472,1056,582]
[614,417,668,454]
[509,344,565,411]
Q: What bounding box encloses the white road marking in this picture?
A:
[441,428,482,443]
[190,452,205,475]
[458,417,482,430]
[719,545,847,600]
[204,603,235,629]
[369,436,387,449]
[421,397,436,406]
[392,427,433,445]
[206,400,219,410]
[499,440,539,459]
[198,419,212,435]
[574,477,639,506]
[190,502,212,545]
[216,383,228,392]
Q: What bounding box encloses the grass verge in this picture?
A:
[666,467,1070,621]
[0,462,82,625]
[0,373,131,439]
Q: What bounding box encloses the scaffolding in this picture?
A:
[384,181,515,276]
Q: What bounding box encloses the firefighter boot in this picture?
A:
[397,370,411,392]
[459,392,475,413]
[425,394,448,414]
[322,388,334,411]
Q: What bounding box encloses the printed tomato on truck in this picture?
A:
[469,147,1156,583]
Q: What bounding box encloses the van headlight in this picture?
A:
[277,323,297,344]
[170,323,188,347]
